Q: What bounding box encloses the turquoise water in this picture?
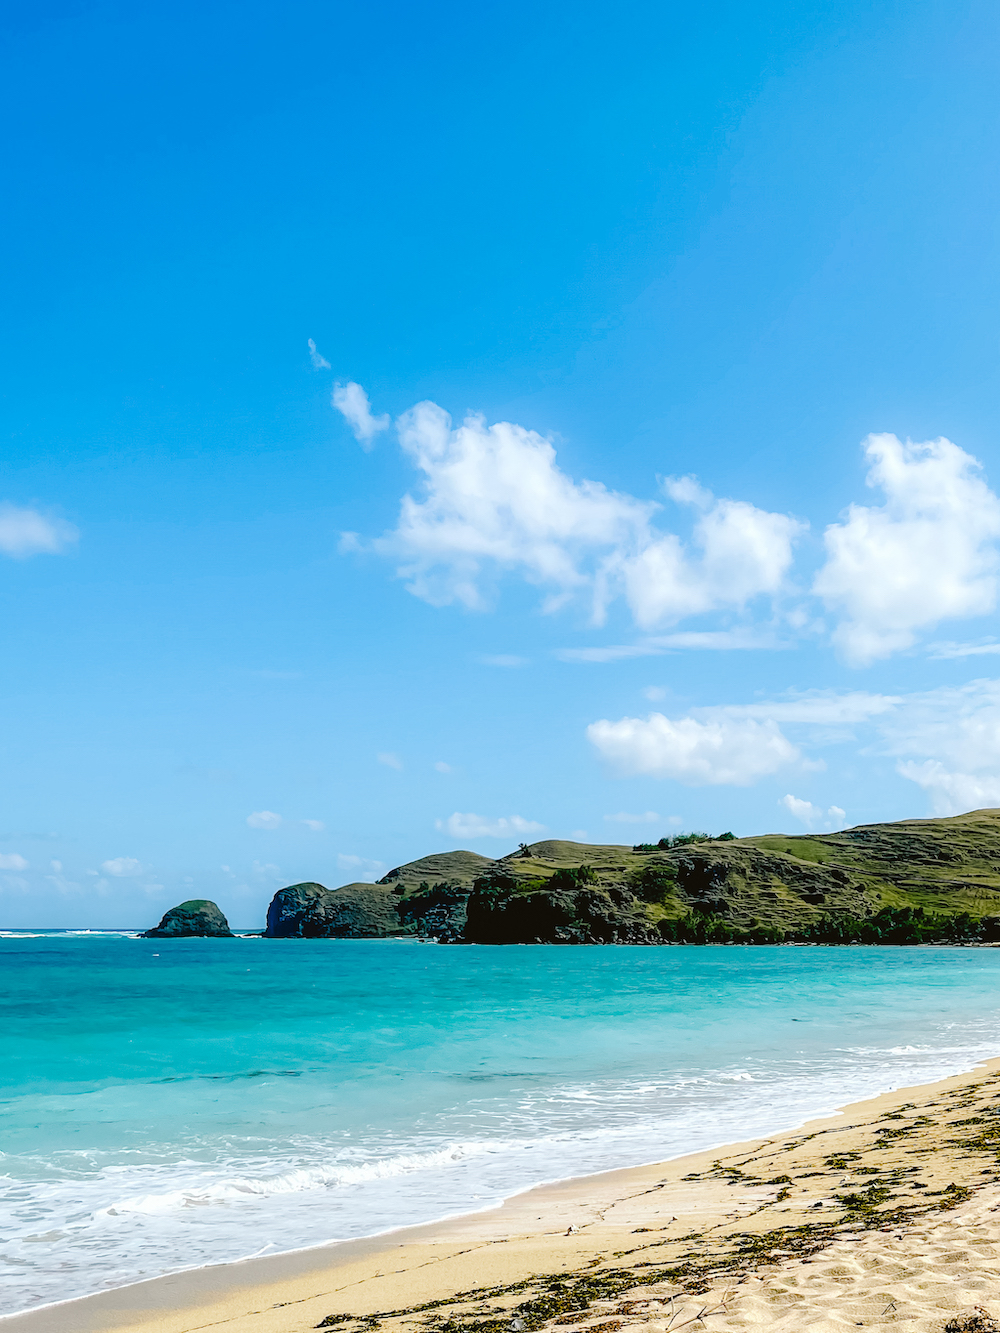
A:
[5,935,1000,1315]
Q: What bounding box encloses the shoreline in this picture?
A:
[11,1055,1000,1333]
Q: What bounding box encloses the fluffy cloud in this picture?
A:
[342,399,1000,662]
[0,504,77,558]
[587,713,801,785]
[246,810,282,830]
[363,398,799,623]
[333,381,390,449]
[0,853,28,870]
[611,478,803,628]
[436,812,545,840]
[101,857,143,877]
[814,435,1000,664]
[780,794,846,828]
[584,680,1000,814]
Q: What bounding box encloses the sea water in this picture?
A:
[5,935,1000,1315]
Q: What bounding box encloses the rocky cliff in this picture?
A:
[265,881,401,937]
[143,899,233,937]
[261,808,1000,944]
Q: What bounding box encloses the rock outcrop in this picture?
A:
[265,881,401,938]
[142,899,233,938]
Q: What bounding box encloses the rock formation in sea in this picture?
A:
[265,881,401,937]
[142,899,234,937]
[261,809,1000,945]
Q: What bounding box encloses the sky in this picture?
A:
[4,0,1000,927]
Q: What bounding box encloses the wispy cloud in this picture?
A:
[307,338,331,370]
[478,654,529,667]
[603,811,660,824]
[436,812,545,840]
[101,857,143,877]
[927,640,1000,659]
[0,853,28,870]
[377,751,403,770]
[333,381,390,449]
[0,504,77,558]
[247,810,282,830]
[336,853,387,882]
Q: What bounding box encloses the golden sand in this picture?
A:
[11,1060,1000,1333]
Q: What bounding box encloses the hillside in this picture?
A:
[262,808,1000,943]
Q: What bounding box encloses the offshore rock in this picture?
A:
[265,881,402,938]
[142,899,233,938]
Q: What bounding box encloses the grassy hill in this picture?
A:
[370,808,1000,943]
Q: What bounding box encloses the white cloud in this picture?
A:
[435,813,546,840]
[876,678,1000,815]
[382,401,651,611]
[101,857,142,877]
[50,859,62,871]
[301,819,325,832]
[478,654,530,667]
[896,762,1000,815]
[779,794,846,828]
[333,381,390,449]
[0,853,28,870]
[307,338,330,370]
[588,713,801,785]
[603,811,660,824]
[814,434,1000,665]
[336,853,387,881]
[556,628,785,663]
[0,504,77,558]
[556,644,663,663]
[644,686,667,701]
[927,640,1000,659]
[713,691,897,726]
[370,399,803,624]
[434,761,452,772]
[247,810,282,830]
[377,751,403,770]
[611,481,804,629]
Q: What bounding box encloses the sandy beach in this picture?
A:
[10,1058,1000,1333]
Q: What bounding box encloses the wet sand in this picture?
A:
[9,1059,1000,1333]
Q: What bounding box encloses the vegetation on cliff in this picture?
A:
[261,807,1000,944]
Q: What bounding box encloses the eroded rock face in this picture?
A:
[265,881,402,938]
[142,900,233,938]
[464,876,658,945]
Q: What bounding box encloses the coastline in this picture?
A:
[11,1055,1000,1333]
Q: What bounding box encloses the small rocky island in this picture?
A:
[142,899,234,938]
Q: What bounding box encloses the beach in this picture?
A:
[10,1058,1000,1333]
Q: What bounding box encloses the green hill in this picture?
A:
[264,809,1000,944]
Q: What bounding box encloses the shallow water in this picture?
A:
[4,934,1000,1314]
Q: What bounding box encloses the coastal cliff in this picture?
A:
[261,807,1000,944]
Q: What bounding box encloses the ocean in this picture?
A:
[4,933,1000,1316]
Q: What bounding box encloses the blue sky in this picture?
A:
[4,0,1000,927]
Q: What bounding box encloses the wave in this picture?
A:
[95,1141,498,1217]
